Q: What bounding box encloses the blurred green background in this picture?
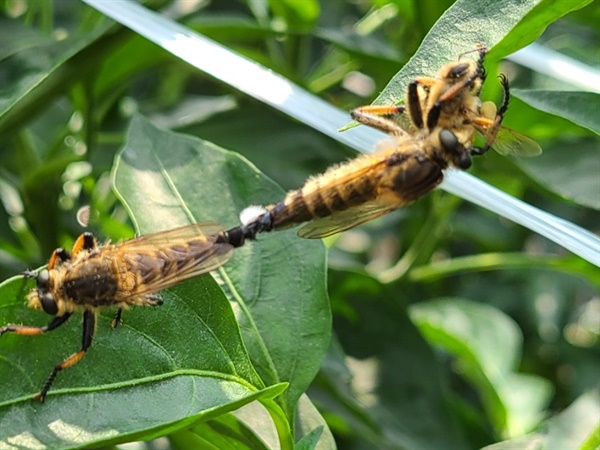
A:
[0,1,598,449]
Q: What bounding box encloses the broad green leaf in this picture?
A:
[0,274,278,449]
[113,115,331,423]
[370,0,591,107]
[519,137,600,210]
[409,298,553,438]
[327,270,470,450]
[294,395,336,450]
[482,390,600,450]
[512,90,600,136]
[173,407,272,450]
[545,389,600,450]
[370,0,544,106]
[492,0,595,57]
[181,102,353,191]
[0,16,116,134]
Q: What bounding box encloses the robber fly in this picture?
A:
[232,130,459,239]
[0,222,249,402]
[233,46,540,240]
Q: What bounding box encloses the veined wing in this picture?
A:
[291,137,421,238]
[470,106,542,158]
[489,127,542,157]
[115,222,227,248]
[298,200,402,239]
[108,222,234,298]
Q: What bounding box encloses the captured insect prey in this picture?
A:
[351,45,541,162]
[0,222,252,402]
[236,46,540,240]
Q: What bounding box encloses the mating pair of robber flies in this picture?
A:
[0,46,541,402]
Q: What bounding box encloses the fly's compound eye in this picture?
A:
[40,293,58,315]
[439,130,471,170]
[448,63,469,79]
[439,129,459,152]
[36,269,50,288]
[458,154,472,170]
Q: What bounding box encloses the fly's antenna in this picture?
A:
[458,44,488,62]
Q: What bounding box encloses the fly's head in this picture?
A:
[24,269,61,316]
[425,128,473,170]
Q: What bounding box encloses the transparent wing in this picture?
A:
[116,222,227,249]
[106,222,235,298]
[491,127,542,157]
[298,200,402,239]
[292,137,422,238]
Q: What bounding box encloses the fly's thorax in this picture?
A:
[59,254,121,307]
[381,148,445,203]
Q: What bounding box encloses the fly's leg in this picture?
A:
[34,310,96,402]
[350,104,409,136]
[0,313,73,402]
[471,74,510,156]
[71,232,97,255]
[407,82,425,129]
[111,309,123,329]
[0,313,72,337]
[111,295,162,329]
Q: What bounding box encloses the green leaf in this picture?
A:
[518,137,600,210]
[0,115,331,448]
[173,407,272,450]
[0,274,275,448]
[481,390,600,450]
[294,395,336,450]
[113,115,331,422]
[492,0,595,57]
[370,0,592,107]
[545,390,600,450]
[409,298,553,438]
[0,16,116,134]
[370,0,544,106]
[327,270,470,450]
[512,90,600,136]
[269,0,320,29]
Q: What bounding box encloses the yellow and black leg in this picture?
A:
[111,309,123,329]
[0,312,73,337]
[407,81,425,129]
[34,310,96,402]
[471,74,510,156]
[350,104,409,136]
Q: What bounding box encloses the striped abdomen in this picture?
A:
[267,155,386,230]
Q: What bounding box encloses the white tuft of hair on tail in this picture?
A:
[239,205,268,226]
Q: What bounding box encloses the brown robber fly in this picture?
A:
[0,223,249,402]
[235,46,539,240]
